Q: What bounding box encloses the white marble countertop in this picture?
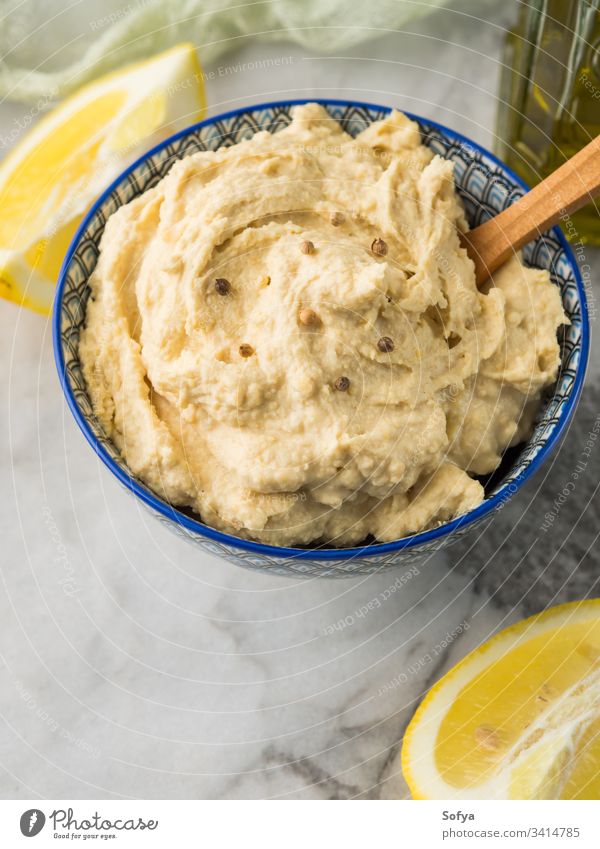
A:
[1,0,598,799]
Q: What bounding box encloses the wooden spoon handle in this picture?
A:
[464,134,600,286]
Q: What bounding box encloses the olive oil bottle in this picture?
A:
[496,0,600,242]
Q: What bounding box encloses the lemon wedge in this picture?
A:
[402,600,600,799]
[0,43,206,315]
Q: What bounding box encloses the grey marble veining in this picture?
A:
[1,0,598,800]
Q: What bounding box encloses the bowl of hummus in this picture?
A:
[53,100,589,578]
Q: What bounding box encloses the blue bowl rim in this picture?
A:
[53,97,590,562]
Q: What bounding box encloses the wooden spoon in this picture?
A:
[462,134,600,286]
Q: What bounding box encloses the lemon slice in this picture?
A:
[0,43,206,315]
[402,600,600,799]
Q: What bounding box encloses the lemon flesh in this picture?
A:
[0,43,206,315]
[401,600,600,799]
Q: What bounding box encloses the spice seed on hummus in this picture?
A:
[298,308,319,326]
[300,239,315,254]
[377,336,395,353]
[330,211,345,226]
[239,344,254,358]
[334,376,351,392]
[214,277,231,295]
[371,238,388,256]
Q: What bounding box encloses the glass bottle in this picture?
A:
[496,0,600,243]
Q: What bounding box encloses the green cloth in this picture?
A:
[0,0,452,101]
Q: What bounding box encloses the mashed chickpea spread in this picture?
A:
[80,103,565,546]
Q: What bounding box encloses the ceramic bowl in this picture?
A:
[53,99,590,578]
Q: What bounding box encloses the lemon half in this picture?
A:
[0,43,206,314]
[402,600,600,799]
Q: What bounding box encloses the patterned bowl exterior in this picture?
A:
[53,99,589,578]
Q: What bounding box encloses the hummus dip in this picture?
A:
[80,103,565,547]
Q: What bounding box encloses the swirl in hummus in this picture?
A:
[80,103,565,546]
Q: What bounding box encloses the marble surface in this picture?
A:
[1,0,598,800]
